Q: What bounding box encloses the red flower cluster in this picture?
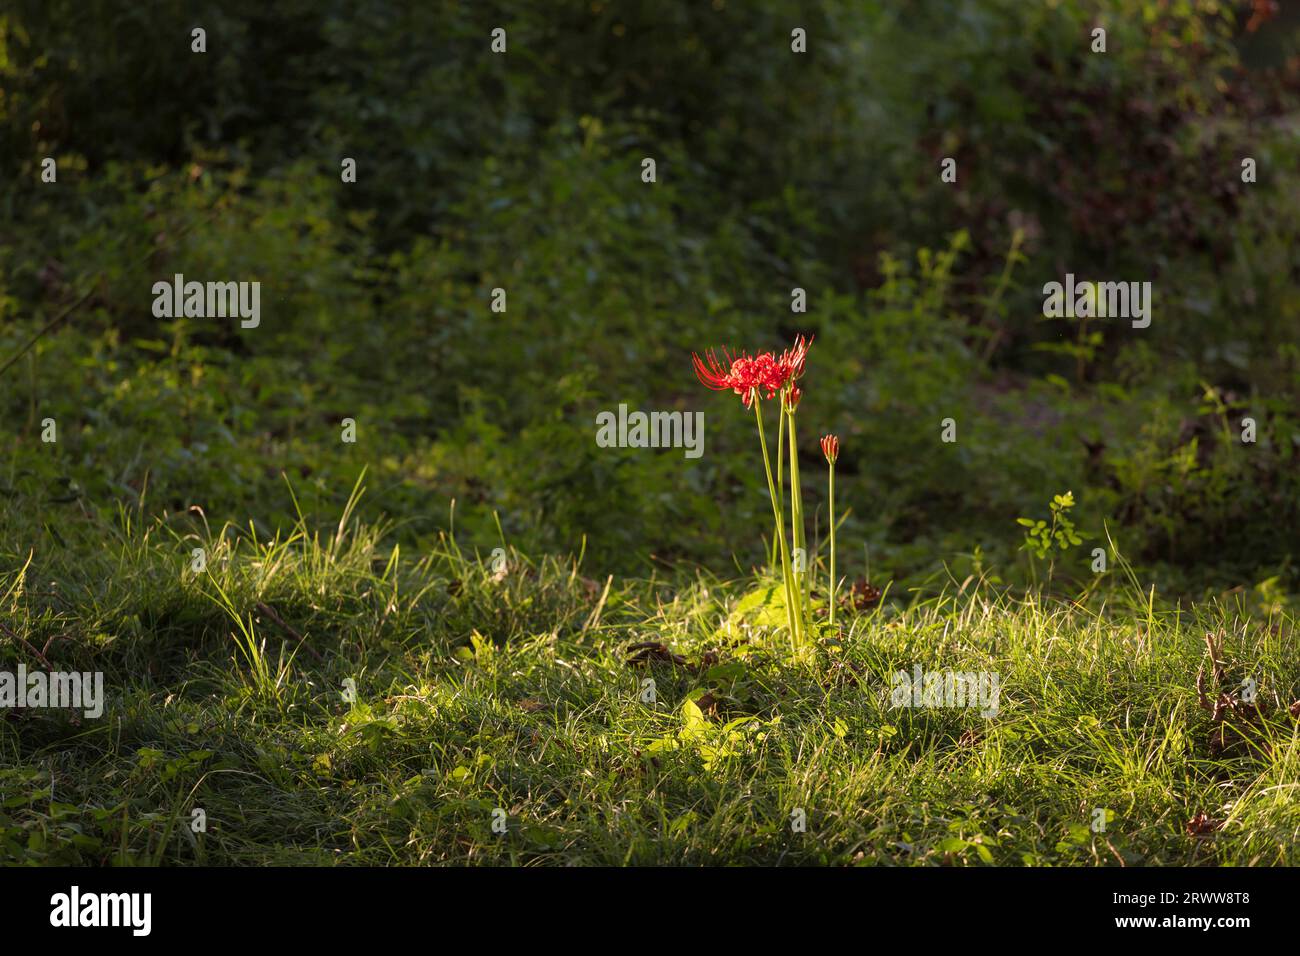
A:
[779,335,812,382]
[692,335,814,407]
[692,349,786,405]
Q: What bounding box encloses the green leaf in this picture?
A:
[703,662,745,682]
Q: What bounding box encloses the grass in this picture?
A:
[2,484,1299,867]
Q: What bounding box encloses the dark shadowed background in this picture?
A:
[3,0,1300,599]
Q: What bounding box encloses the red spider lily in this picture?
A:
[690,335,821,651]
[778,334,813,382]
[820,434,839,464]
[692,348,790,405]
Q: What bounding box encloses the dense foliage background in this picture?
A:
[4,0,1300,598]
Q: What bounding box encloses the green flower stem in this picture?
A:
[828,460,836,627]
[773,401,785,571]
[754,395,800,650]
[787,403,807,624]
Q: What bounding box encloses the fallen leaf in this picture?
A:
[1186,812,1224,837]
[625,641,688,667]
[842,579,882,612]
